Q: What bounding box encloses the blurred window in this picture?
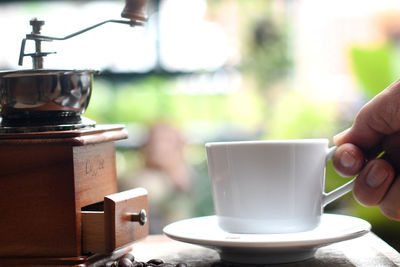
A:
[0,0,232,73]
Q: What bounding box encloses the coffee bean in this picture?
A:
[102,254,186,267]
[104,261,118,267]
[121,253,135,262]
[118,257,133,267]
[147,259,164,265]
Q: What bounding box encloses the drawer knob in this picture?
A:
[128,209,147,226]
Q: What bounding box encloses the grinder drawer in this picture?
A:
[81,187,148,254]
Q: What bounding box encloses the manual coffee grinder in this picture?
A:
[0,1,149,266]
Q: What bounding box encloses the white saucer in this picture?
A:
[163,214,371,264]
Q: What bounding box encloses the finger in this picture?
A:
[332,143,364,177]
[364,143,385,161]
[380,175,400,221]
[382,133,400,172]
[334,79,400,150]
[353,159,395,207]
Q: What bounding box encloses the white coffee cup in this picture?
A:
[205,139,355,234]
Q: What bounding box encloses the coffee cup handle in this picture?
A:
[322,146,355,207]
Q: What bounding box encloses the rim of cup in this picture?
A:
[206,138,329,147]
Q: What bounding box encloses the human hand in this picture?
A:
[333,79,400,220]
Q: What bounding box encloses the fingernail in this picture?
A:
[340,151,356,168]
[366,164,388,188]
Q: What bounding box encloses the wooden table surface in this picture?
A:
[130,233,400,266]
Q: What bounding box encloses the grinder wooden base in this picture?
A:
[0,125,148,266]
[0,244,134,267]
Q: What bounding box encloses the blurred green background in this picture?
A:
[1,0,400,250]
